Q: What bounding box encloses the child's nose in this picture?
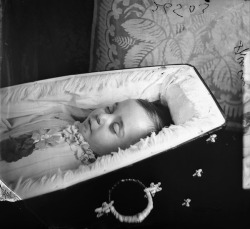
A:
[97,113,112,125]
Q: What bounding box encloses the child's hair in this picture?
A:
[136,99,173,135]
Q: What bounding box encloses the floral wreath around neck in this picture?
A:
[95,179,162,223]
[62,121,96,164]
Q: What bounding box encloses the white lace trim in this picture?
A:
[62,121,96,165]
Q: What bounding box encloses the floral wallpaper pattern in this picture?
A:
[90,0,250,130]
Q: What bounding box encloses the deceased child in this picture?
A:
[0,99,172,189]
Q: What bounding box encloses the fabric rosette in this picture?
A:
[32,127,63,150]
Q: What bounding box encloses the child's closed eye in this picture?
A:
[106,103,117,114]
[106,106,113,114]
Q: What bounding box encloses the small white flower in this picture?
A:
[145,182,162,197]
[182,198,191,207]
[193,169,203,177]
[206,134,217,143]
[95,201,114,217]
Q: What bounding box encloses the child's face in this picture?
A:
[79,99,154,156]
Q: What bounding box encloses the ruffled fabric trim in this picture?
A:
[62,122,96,165]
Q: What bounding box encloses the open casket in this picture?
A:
[0,64,226,200]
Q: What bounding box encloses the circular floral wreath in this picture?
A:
[95,179,162,223]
